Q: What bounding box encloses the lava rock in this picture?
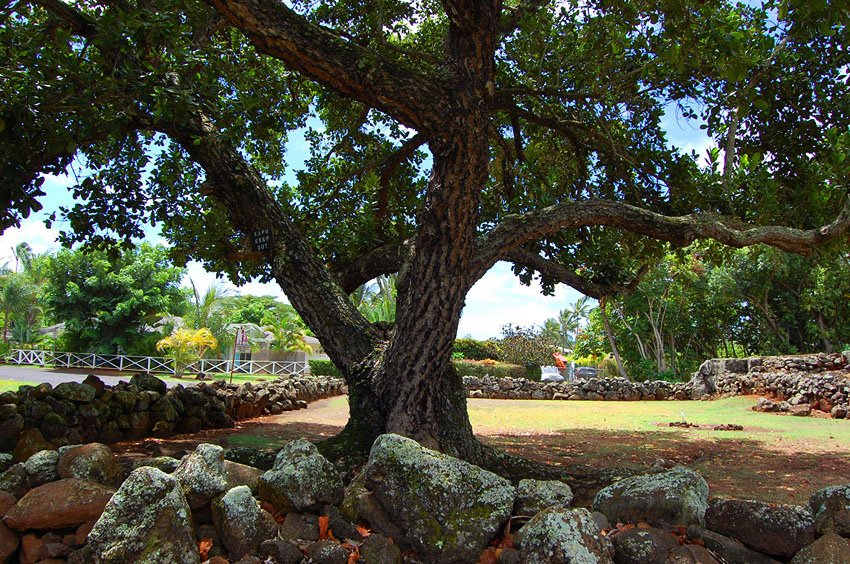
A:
[593,467,709,528]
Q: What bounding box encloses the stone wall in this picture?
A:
[0,373,347,458]
[464,352,850,418]
[464,374,692,401]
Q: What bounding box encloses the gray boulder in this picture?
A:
[0,463,29,498]
[258,439,343,513]
[610,526,678,564]
[212,485,278,560]
[173,443,229,508]
[514,479,574,515]
[363,434,514,563]
[790,532,850,564]
[87,466,198,563]
[515,507,614,564]
[809,484,850,536]
[705,499,815,559]
[23,449,60,487]
[593,467,709,527]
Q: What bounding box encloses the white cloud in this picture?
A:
[0,219,62,269]
[457,262,591,340]
[181,261,288,302]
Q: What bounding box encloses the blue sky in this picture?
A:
[0,108,712,340]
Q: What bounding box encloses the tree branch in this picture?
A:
[332,242,409,295]
[206,0,449,138]
[504,248,648,298]
[500,0,551,35]
[478,198,850,271]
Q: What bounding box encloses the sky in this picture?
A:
[0,107,712,341]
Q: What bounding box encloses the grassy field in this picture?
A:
[0,380,26,393]
[469,396,850,450]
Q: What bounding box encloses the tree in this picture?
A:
[43,244,185,354]
[556,296,594,351]
[3,0,850,482]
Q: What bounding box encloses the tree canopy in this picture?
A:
[2,0,849,473]
[43,244,185,354]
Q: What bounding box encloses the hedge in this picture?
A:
[453,359,528,380]
[308,359,342,377]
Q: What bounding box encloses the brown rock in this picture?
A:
[3,478,115,531]
[58,443,123,486]
[208,557,230,564]
[0,521,19,564]
[75,521,95,546]
[39,541,72,559]
[225,460,263,493]
[0,491,16,515]
[791,532,850,564]
[705,499,815,559]
[62,533,77,547]
[12,428,52,462]
[20,532,42,564]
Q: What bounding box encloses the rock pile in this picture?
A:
[0,373,346,456]
[693,352,850,418]
[0,436,847,563]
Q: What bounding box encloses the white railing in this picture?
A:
[4,349,308,376]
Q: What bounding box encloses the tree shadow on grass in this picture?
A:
[481,428,850,506]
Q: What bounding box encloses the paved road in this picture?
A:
[0,365,185,388]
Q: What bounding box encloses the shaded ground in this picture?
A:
[112,396,850,505]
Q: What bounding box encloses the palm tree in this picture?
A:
[352,274,397,323]
[186,280,233,357]
[557,295,593,351]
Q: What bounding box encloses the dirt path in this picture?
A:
[112,397,850,505]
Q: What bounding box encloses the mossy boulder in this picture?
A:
[705,499,815,559]
[173,443,229,509]
[58,443,123,487]
[212,485,278,560]
[23,449,59,487]
[609,526,678,564]
[809,484,850,537]
[363,434,515,563]
[53,382,96,403]
[86,466,198,563]
[258,439,343,513]
[129,373,167,395]
[514,479,574,516]
[514,507,614,564]
[592,466,708,528]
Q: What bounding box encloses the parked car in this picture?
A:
[575,366,599,379]
[540,365,564,382]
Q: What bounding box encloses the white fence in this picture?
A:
[4,349,309,376]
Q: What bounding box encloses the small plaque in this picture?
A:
[252,229,272,252]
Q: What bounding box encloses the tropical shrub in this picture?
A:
[156,328,217,377]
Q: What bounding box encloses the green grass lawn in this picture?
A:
[160,372,276,386]
[0,379,28,393]
[468,396,850,449]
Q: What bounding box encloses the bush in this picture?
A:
[498,325,558,367]
[599,356,620,378]
[453,338,502,361]
[453,359,527,379]
[309,359,342,377]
